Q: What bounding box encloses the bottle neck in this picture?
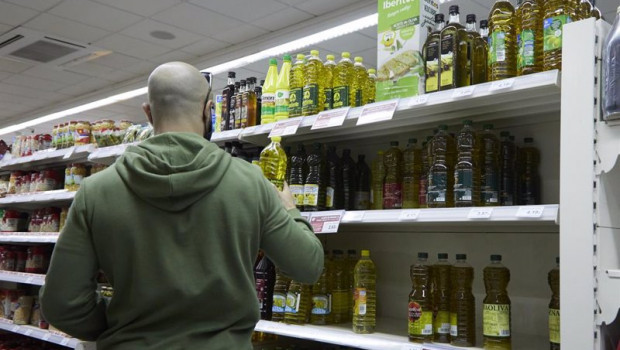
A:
[480,27,489,38]
[435,21,445,31]
[227,77,235,85]
[466,21,477,32]
[448,13,460,25]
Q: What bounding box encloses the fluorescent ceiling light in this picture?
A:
[0,13,378,137]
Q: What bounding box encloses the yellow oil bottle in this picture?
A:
[310,252,331,325]
[284,280,312,324]
[302,50,325,115]
[261,59,278,124]
[353,249,376,334]
[543,0,576,71]
[258,136,288,191]
[333,52,355,108]
[432,253,451,343]
[516,0,543,75]
[330,250,349,324]
[488,0,518,80]
[450,254,476,347]
[323,54,336,110]
[352,57,367,107]
[483,254,512,350]
[408,252,433,342]
[403,138,421,208]
[289,54,305,118]
[271,268,291,322]
[275,55,291,122]
[579,0,594,19]
[366,68,377,104]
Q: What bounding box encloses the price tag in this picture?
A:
[43,333,51,340]
[60,338,70,346]
[62,147,76,160]
[408,94,429,107]
[490,78,515,91]
[311,107,350,130]
[400,344,423,350]
[309,211,344,234]
[452,86,476,98]
[467,207,494,219]
[399,209,420,221]
[356,100,399,126]
[516,206,544,218]
[268,117,303,138]
[344,211,365,222]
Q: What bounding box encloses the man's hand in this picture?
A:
[275,182,297,211]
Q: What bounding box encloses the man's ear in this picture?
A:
[142,103,153,125]
[203,100,213,123]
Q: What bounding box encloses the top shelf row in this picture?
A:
[211,70,561,146]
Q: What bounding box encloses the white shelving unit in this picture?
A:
[0,271,45,286]
[0,145,95,171]
[0,318,94,349]
[0,190,76,209]
[0,232,59,243]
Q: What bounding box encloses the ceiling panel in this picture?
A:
[252,7,315,32]
[181,38,231,56]
[0,23,13,35]
[0,71,11,80]
[152,3,244,36]
[64,62,117,78]
[95,34,173,60]
[0,58,34,74]
[0,83,69,102]
[91,53,143,70]
[56,77,111,96]
[190,0,288,23]
[275,0,305,5]
[22,66,90,85]
[316,32,376,57]
[358,26,377,40]
[148,50,198,65]
[97,0,182,17]
[100,69,139,83]
[0,92,50,108]
[0,2,39,26]
[23,13,111,43]
[122,61,160,75]
[2,74,68,92]
[5,0,62,12]
[120,19,203,49]
[293,0,366,16]
[216,24,269,45]
[49,0,143,32]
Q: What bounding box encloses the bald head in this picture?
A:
[144,62,210,135]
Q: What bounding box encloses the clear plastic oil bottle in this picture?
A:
[331,250,349,324]
[403,138,421,208]
[543,0,576,71]
[480,124,500,206]
[428,125,455,207]
[352,57,367,107]
[383,141,404,209]
[323,54,336,110]
[284,280,312,324]
[516,0,543,75]
[488,0,518,80]
[466,14,488,85]
[450,254,476,347]
[371,151,385,210]
[432,253,451,343]
[333,52,355,109]
[271,268,291,322]
[454,120,479,207]
[483,255,512,349]
[259,136,288,191]
[365,68,377,104]
[353,249,376,334]
[302,50,325,115]
[289,54,305,118]
[408,252,433,342]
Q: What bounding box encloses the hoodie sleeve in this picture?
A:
[40,184,107,341]
[259,178,324,284]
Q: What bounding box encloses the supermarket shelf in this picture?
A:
[0,232,59,243]
[0,190,75,209]
[0,145,96,171]
[0,318,94,349]
[0,271,45,285]
[213,70,561,146]
[255,320,546,350]
[88,142,137,165]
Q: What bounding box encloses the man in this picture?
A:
[40,62,324,349]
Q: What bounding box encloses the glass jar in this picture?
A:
[74,121,91,146]
[59,207,68,231]
[40,134,52,150]
[15,249,26,272]
[26,246,46,274]
[65,164,86,191]
[51,125,59,149]
[59,123,68,149]
[67,121,77,147]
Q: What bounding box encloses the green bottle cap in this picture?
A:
[438,253,448,259]
[326,54,335,61]
[342,52,351,58]
[296,53,305,60]
[390,141,399,147]
[311,50,319,56]
[271,136,282,142]
[354,56,363,63]
[456,254,467,260]
[361,250,370,257]
[269,58,277,65]
[282,54,291,61]
[368,68,376,74]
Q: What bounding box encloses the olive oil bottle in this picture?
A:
[352,57,367,107]
[323,54,337,110]
[483,255,512,349]
[333,52,355,108]
[590,0,602,19]
[543,0,576,71]
[466,14,487,85]
[480,20,490,41]
[289,54,305,118]
[439,6,469,90]
[365,68,377,104]
[303,50,325,115]
[516,0,543,75]
[488,0,518,80]
[424,14,446,93]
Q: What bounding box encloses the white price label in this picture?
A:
[408,94,429,107]
[467,207,494,219]
[311,107,350,130]
[452,86,476,98]
[309,211,344,234]
[490,78,515,91]
[24,329,32,336]
[400,344,423,350]
[322,221,339,232]
[345,211,365,222]
[43,333,51,340]
[516,206,544,218]
[357,100,399,126]
[268,118,302,138]
[399,209,420,221]
[61,338,70,345]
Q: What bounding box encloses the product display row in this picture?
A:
[0,207,68,233]
[0,333,67,350]
[0,245,51,274]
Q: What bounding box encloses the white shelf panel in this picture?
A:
[0,190,76,208]
[255,320,546,350]
[216,70,561,146]
[0,145,95,171]
[0,232,59,243]
[0,271,45,285]
[0,318,93,349]
[87,142,137,165]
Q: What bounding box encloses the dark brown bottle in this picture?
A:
[234,79,246,129]
[519,137,540,205]
[255,255,276,320]
[341,149,358,210]
[304,143,327,211]
[255,80,263,126]
[354,154,371,210]
[242,77,258,128]
[228,81,240,130]
[221,71,236,131]
[289,144,307,210]
[326,146,344,210]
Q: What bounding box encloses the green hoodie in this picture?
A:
[40,132,323,350]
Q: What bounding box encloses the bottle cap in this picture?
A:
[524,137,534,143]
[361,250,370,257]
[260,79,265,85]
[456,253,467,260]
[435,13,445,22]
[234,82,240,87]
[500,131,510,137]
[354,56,363,63]
[240,79,246,85]
[483,123,494,130]
[333,249,344,255]
[348,249,357,255]
[248,77,256,83]
[466,14,476,23]
[326,54,335,61]
[228,71,236,78]
[368,68,376,74]
[269,58,277,65]
[463,119,472,125]
[390,141,399,147]
[271,136,282,142]
[418,252,428,259]
[283,54,291,61]
[449,5,459,14]
[438,253,448,260]
[297,53,305,60]
[408,138,417,144]
[342,52,351,58]
[480,19,489,28]
[311,50,319,56]
[490,254,502,262]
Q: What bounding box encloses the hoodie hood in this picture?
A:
[115,132,231,212]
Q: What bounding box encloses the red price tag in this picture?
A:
[356,100,399,126]
[309,211,344,234]
[311,107,350,130]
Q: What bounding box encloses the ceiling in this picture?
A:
[0,0,617,141]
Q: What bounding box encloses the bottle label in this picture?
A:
[262,93,275,118]
[275,89,290,115]
[324,88,333,110]
[489,31,507,64]
[354,191,370,210]
[450,312,458,336]
[483,304,511,337]
[544,15,571,52]
[434,310,450,335]
[402,178,417,206]
[408,301,433,336]
[285,292,301,313]
[427,172,447,204]
[311,294,331,315]
[289,87,302,116]
[383,182,402,209]
[303,184,319,206]
[272,292,286,313]
[355,89,363,107]
[482,172,499,204]
[549,308,560,344]
[333,86,350,109]
[418,177,428,206]
[256,277,269,312]
[425,42,440,93]
[440,34,454,88]
[354,288,367,315]
[290,184,305,207]
[518,29,536,69]
[302,84,318,114]
[454,169,473,202]
[326,186,335,208]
